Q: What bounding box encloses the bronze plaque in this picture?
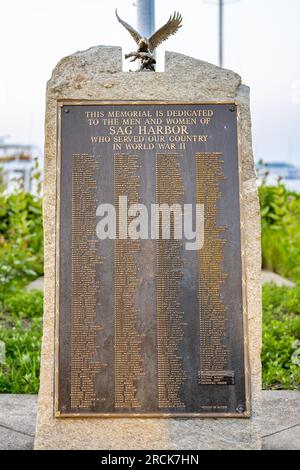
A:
[55,101,250,417]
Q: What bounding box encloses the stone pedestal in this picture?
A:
[34,46,262,450]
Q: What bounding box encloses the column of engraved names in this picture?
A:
[196,153,231,385]
[114,154,144,409]
[156,154,186,409]
[71,154,104,409]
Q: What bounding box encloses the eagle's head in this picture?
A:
[138,38,150,52]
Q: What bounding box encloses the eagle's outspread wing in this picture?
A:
[115,9,142,45]
[148,12,182,52]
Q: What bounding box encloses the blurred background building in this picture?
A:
[0,137,39,193]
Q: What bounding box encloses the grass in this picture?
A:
[259,178,300,390]
[0,288,43,393]
[262,283,300,390]
[0,184,44,393]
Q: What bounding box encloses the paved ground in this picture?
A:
[0,394,36,450]
[261,270,295,288]
[261,391,300,450]
[26,277,44,292]
[0,391,299,450]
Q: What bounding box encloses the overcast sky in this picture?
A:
[0,0,299,165]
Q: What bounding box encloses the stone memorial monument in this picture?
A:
[34,42,262,449]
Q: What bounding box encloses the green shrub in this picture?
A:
[262,283,300,390]
[0,190,43,294]
[259,181,300,281]
[0,288,43,393]
[0,178,44,393]
[259,176,300,389]
[3,289,44,319]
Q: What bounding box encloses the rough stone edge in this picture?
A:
[34,46,262,450]
[165,51,242,88]
[236,83,262,444]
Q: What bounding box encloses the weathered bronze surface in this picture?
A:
[115,10,182,71]
[55,101,249,417]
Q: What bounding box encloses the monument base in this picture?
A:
[34,46,262,450]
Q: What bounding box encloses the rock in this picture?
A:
[35,46,262,450]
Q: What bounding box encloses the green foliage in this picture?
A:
[259,175,300,389]
[262,283,300,390]
[0,288,43,393]
[259,180,300,281]
[4,288,44,319]
[0,174,44,393]
[0,190,43,294]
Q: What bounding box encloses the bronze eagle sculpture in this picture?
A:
[115,9,183,71]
